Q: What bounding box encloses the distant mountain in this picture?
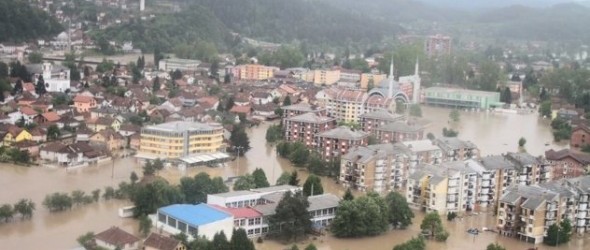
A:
[418,0,578,10]
[0,0,63,43]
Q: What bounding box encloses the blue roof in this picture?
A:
[159,204,231,227]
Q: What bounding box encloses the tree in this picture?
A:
[230,126,250,155]
[71,190,86,206]
[420,212,448,241]
[179,172,228,204]
[46,124,61,140]
[0,62,8,79]
[290,245,300,250]
[426,133,435,140]
[283,96,292,106]
[229,228,255,250]
[139,215,152,237]
[276,172,292,185]
[288,142,309,166]
[77,232,95,250]
[449,110,460,122]
[269,192,311,242]
[212,231,230,250]
[289,170,300,186]
[544,218,572,246]
[154,47,163,66]
[503,87,512,104]
[233,174,256,191]
[96,59,114,73]
[518,137,527,148]
[172,69,183,80]
[385,192,414,228]
[130,179,184,217]
[539,100,552,118]
[304,243,318,250]
[43,192,73,212]
[331,192,389,238]
[252,168,270,188]
[130,171,139,184]
[13,199,35,219]
[35,75,47,95]
[442,128,459,137]
[152,76,161,92]
[343,188,354,201]
[28,52,43,63]
[13,79,23,95]
[392,237,426,250]
[91,189,101,202]
[409,104,422,117]
[265,124,283,143]
[302,174,323,196]
[210,60,219,78]
[486,243,506,250]
[224,73,231,84]
[0,204,14,222]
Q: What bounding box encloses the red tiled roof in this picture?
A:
[143,233,182,250]
[73,95,95,103]
[20,106,37,116]
[230,105,251,114]
[94,227,139,246]
[42,112,61,122]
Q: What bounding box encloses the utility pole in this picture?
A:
[235,146,243,176]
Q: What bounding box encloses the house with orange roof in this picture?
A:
[90,128,124,151]
[19,106,38,124]
[22,82,35,93]
[34,112,61,124]
[73,95,97,113]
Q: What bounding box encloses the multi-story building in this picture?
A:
[396,140,443,167]
[479,155,518,206]
[359,109,404,134]
[232,64,279,81]
[316,88,367,123]
[138,121,224,160]
[340,144,411,192]
[425,34,452,57]
[360,73,387,91]
[423,87,503,110]
[407,161,478,214]
[564,176,590,234]
[283,113,336,147]
[545,149,590,180]
[280,103,326,119]
[505,152,552,185]
[311,69,340,86]
[570,125,590,149]
[316,126,369,158]
[206,185,340,238]
[435,137,479,161]
[339,69,362,83]
[373,121,425,144]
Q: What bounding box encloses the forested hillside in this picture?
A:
[0,0,63,42]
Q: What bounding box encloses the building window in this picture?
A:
[248,218,255,226]
[158,213,166,223]
[247,229,254,235]
[168,217,177,227]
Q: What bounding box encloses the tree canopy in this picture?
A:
[302,174,324,196]
[385,192,414,228]
[331,192,389,237]
[0,0,63,43]
[269,191,311,242]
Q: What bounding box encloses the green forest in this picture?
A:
[0,0,63,43]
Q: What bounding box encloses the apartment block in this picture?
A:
[479,155,518,207]
[316,126,369,158]
[340,144,412,192]
[505,152,552,185]
[283,113,336,147]
[316,87,396,124]
[373,121,425,144]
[435,137,479,161]
[396,140,443,167]
[359,109,405,134]
[138,121,224,160]
[280,103,326,119]
[232,64,279,81]
[312,69,340,86]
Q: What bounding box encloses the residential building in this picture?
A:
[73,95,97,113]
[564,176,590,234]
[143,233,186,250]
[94,226,140,250]
[283,113,336,146]
[90,129,124,152]
[423,87,503,109]
[425,34,452,57]
[311,69,340,86]
[479,155,518,207]
[360,73,386,90]
[315,126,369,158]
[138,121,225,160]
[87,117,122,132]
[373,121,425,144]
[340,144,411,192]
[407,162,478,214]
[232,64,279,81]
[281,103,326,119]
[154,204,234,241]
[158,58,201,72]
[435,137,479,161]
[545,149,590,180]
[338,69,362,83]
[397,140,443,167]
[505,152,552,185]
[39,141,110,166]
[359,109,404,134]
[1,126,32,146]
[571,125,590,149]
[315,88,367,123]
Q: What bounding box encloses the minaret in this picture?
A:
[388,54,394,98]
[140,0,145,11]
[413,57,421,104]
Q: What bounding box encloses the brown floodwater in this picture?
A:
[0,106,581,249]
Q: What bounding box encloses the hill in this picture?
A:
[0,0,63,43]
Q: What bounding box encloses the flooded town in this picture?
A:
[2,0,590,250]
